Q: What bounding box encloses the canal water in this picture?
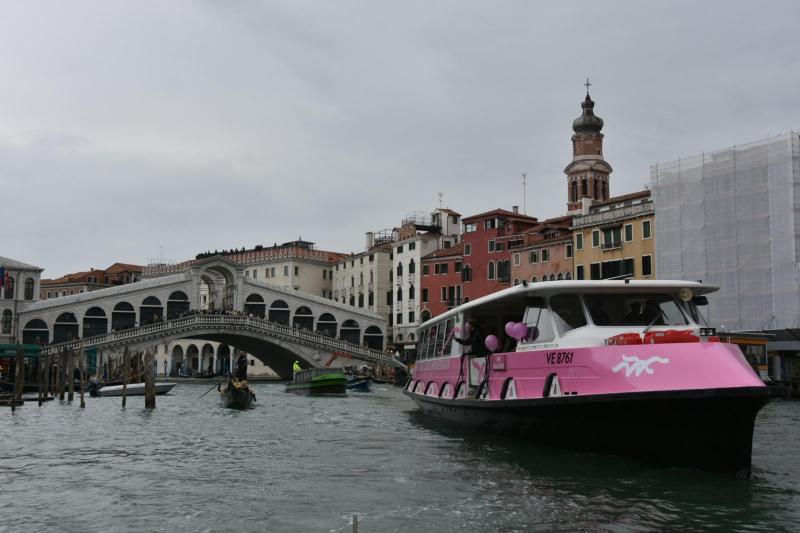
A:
[1,383,799,532]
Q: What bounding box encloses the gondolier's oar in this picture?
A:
[199,382,220,398]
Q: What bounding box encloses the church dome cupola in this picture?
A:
[572,93,604,133]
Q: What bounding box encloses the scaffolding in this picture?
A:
[651,132,800,331]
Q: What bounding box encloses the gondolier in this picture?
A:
[293,360,302,374]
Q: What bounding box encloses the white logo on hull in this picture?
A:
[612,355,670,377]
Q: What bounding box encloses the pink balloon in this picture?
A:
[452,326,461,335]
[504,321,516,337]
[513,322,529,340]
[484,334,499,352]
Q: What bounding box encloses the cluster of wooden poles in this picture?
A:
[6,344,158,410]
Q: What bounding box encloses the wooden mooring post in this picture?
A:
[67,349,75,402]
[58,350,66,401]
[37,352,44,406]
[14,343,24,402]
[144,350,155,409]
[79,342,86,409]
[122,347,129,408]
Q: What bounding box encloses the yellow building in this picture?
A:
[572,190,655,280]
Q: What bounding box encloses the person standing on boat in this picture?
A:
[292,360,302,374]
[235,352,248,381]
[454,318,489,357]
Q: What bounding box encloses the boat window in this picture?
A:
[417,328,429,359]
[583,293,689,327]
[686,297,710,326]
[442,318,456,356]
[434,321,447,357]
[425,325,438,359]
[549,293,587,335]
[522,297,555,344]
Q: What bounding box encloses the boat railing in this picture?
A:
[39,313,400,367]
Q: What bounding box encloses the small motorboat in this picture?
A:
[92,382,177,397]
[346,376,371,392]
[286,368,347,395]
[219,377,255,409]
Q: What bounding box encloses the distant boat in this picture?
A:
[346,377,371,392]
[219,377,255,409]
[94,382,177,397]
[286,368,346,395]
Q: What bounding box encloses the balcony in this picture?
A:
[601,241,622,251]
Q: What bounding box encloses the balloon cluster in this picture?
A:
[505,321,529,340]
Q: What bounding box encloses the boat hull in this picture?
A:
[346,378,371,392]
[286,377,346,395]
[404,386,779,477]
[97,382,177,397]
[220,385,254,409]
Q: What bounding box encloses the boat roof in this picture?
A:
[426,279,719,325]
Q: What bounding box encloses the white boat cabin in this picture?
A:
[415,280,717,360]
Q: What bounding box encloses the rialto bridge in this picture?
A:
[19,256,395,378]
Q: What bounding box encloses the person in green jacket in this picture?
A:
[292,360,302,374]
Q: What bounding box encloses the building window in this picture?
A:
[322,270,327,280]
[409,260,416,274]
[422,264,429,276]
[603,227,621,248]
[513,278,520,286]
[592,230,600,248]
[358,294,364,307]
[387,291,392,305]
[397,245,403,254]
[409,242,416,250]
[443,240,451,249]
[451,215,459,225]
[565,244,573,258]
[495,242,505,252]
[253,270,258,279]
[434,264,440,275]
[623,258,635,276]
[485,219,496,230]
[440,263,449,275]
[294,266,299,275]
[513,253,520,266]
[462,264,472,282]
[464,222,476,233]
[488,261,495,280]
[642,255,653,276]
[422,288,429,302]
[408,311,415,323]
[590,263,601,280]
[396,313,403,325]
[576,265,585,280]
[464,243,471,256]
[488,240,496,252]
[368,292,374,306]
[24,278,34,300]
[441,287,447,302]
[455,261,461,273]
[576,233,583,250]
[624,224,633,242]
[541,249,549,262]
[409,285,415,300]
[642,220,652,239]
[284,266,289,276]
[531,276,538,283]
[397,287,402,301]
[529,251,538,263]
[397,263,403,276]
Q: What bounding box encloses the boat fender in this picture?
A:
[542,373,562,398]
[476,380,489,400]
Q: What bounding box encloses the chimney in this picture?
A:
[512,205,519,214]
[365,232,374,250]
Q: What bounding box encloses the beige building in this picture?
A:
[572,190,655,280]
[332,231,395,345]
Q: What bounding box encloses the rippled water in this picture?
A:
[1,383,798,532]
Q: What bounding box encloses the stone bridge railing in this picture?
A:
[39,314,405,369]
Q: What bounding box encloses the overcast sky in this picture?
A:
[3,1,798,277]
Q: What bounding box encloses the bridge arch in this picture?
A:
[167,291,190,319]
[269,300,290,325]
[140,296,163,325]
[186,344,199,372]
[83,307,108,338]
[171,345,184,375]
[316,313,337,338]
[112,302,136,331]
[244,294,266,318]
[340,319,360,344]
[201,343,215,375]
[53,312,79,343]
[293,306,313,330]
[22,318,49,345]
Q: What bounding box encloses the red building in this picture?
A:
[461,207,539,303]
[420,243,463,321]
[510,216,574,284]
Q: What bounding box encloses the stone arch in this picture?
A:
[53,312,78,343]
[112,301,136,330]
[171,345,185,376]
[565,272,573,280]
[316,313,337,338]
[364,325,383,350]
[557,273,564,280]
[186,344,200,372]
[340,319,361,344]
[199,262,238,310]
[269,300,290,325]
[421,309,432,322]
[293,306,313,330]
[201,343,215,375]
[3,277,13,299]
[244,293,266,318]
[167,291,190,319]
[217,344,231,375]
[83,306,107,338]
[140,296,163,325]
[22,318,49,345]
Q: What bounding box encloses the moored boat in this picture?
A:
[403,280,783,477]
[219,377,255,409]
[286,368,347,395]
[94,382,177,397]
[346,377,371,392]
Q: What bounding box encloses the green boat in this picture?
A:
[286,367,347,395]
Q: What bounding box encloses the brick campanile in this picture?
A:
[565,88,613,212]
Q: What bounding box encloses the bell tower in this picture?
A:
[565,80,613,212]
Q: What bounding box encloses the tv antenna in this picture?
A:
[521,172,527,214]
[437,192,443,209]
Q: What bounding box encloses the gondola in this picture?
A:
[219,376,255,409]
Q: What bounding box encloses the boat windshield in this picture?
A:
[583,293,689,327]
